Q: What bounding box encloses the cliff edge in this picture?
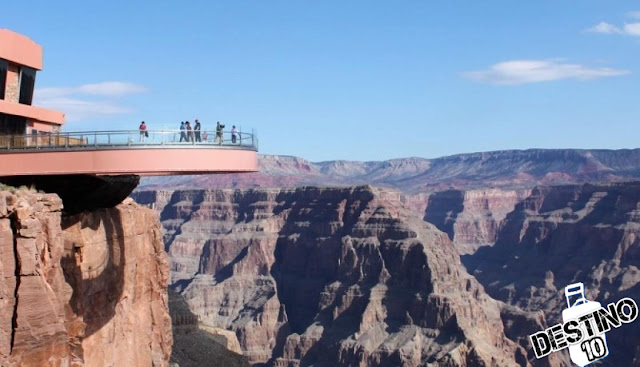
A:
[0,188,172,367]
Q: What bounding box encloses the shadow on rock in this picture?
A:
[60,208,126,340]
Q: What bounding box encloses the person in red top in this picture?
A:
[139,121,147,142]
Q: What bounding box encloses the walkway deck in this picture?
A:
[0,130,258,176]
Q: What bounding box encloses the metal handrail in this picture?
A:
[0,129,258,152]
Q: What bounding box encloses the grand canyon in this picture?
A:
[129,149,640,367]
[2,149,638,366]
[6,3,639,365]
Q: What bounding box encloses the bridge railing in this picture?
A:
[0,130,258,151]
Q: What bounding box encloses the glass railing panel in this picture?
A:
[0,130,258,151]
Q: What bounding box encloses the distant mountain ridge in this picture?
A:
[139,148,640,193]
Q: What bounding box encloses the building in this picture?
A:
[0,29,65,136]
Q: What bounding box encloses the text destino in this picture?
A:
[529,297,638,359]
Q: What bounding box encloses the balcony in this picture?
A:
[0,129,258,176]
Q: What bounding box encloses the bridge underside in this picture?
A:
[0,174,141,214]
[0,147,258,176]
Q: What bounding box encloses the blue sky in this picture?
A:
[4,1,639,161]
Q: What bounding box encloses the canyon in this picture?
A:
[133,173,640,366]
[463,182,640,366]
[3,148,639,366]
[133,187,530,366]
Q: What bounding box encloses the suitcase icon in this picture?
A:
[561,283,609,366]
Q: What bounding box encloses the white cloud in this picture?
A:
[624,22,640,36]
[34,81,147,122]
[463,60,629,85]
[586,17,640,36]
[586,22,623,34]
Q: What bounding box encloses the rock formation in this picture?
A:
[463,182,640,366]
[424,188,531,254]
[134,187,531,366]
[0,188,172,367]
[169,290,250,367]
[134,181,640,366]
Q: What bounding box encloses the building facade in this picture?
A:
[0,29,65,136]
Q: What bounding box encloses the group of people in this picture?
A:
[138,120,240,144]
[178,120,202,142]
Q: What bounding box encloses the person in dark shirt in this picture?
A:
[194,119,202,142]
[179,121,187,142]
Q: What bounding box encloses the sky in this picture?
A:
[3,1,639,162]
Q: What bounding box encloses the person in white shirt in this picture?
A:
[231,125,238,144]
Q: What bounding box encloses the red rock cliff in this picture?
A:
[0,189,172,367]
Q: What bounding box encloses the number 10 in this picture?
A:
[580,336,607,362]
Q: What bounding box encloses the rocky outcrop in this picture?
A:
[463,182,640,366]
[138,149,640,193]
[424,188,531,254]
[134,187,531,367]
[0,188,171,367]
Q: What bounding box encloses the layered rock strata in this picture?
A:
[464,182,640,366]
[424,188,531,254]
[0,189,172,367]
[134,181,640,366]
[134,187,531,367]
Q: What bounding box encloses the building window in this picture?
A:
[0,59,7,100]
[18,66,36,105]
[0,113,27,135]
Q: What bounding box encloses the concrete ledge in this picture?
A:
[0,147,258,176]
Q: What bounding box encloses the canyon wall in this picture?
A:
[134,181,640,366]
[134,187,535,367]
[463,182,640,366]
[169,290,250,367]
[0,189,172,367]
[423,188,531,254]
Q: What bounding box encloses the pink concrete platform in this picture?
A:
[0,147,258,176]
